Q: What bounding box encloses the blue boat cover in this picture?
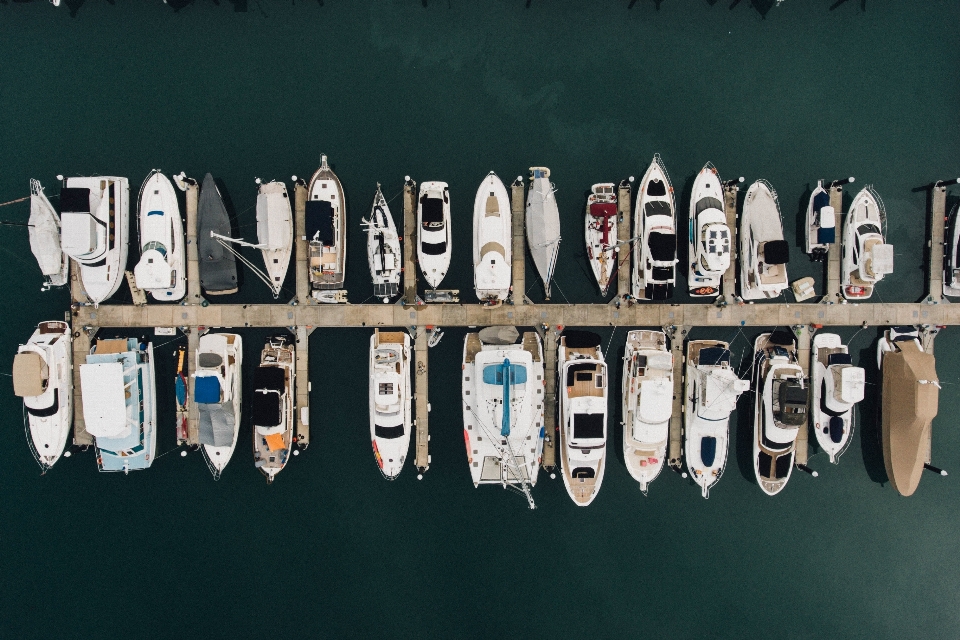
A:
[147,210,164,216]
[701,436,717,467]
[829,416,845,444]
[305,200,334,245]
[482,362,527,385]
[813,191,830,212]
[195,376,221,404]
[817,228,835,243]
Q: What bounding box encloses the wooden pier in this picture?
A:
[403,180,418,306]
[823,184,844,302]
[540,327,557,471]
[666,325,687,470]
[184,179,203,305]
[294,325,312,448]
[294,180,310,304]
[795,324,810,466]
[616,181,632,300]
[511,178,526,304]
[413,326,430,473]
[927,183,948,302]
[722,183,739,303]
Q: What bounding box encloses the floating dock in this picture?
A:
[722,183,739,302]
[795,324,810,466]
[823,184,844,302]
[511,178,526,304]
[403,180,418,306]
[540,326,557,471]
[617,181,632,300]
[413,326,429,473]
[928,183,947,302]
[294,179,309,304]
[666,325,687,470]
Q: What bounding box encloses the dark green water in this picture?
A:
[1,1,959,638]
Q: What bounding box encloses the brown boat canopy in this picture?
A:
[881,341,939,497]
[12,352,48,397]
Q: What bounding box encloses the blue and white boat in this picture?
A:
[79,337,157,473]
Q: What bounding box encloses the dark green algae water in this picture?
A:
[1,1,959,638]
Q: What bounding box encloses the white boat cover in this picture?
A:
[699,369,745,419]
[12,352,47,397]
[638,378,673,425]
[133,248,173,289]
[80,362,128,438]
[868,243,894,275]
[835,366,866,404]
[61,211,97,255]
[256,186,290,251]
[526,172,561,294]
[29,188,65,279]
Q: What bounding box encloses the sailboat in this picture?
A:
[751,331,806,496]
[558,330,608,506]
[198,173,238,295]
[687,164,730,298]
[79,337,157,473]
[633,155,677,300]
[684,340,750,498]
[59,176,130,305]
[369,330,412,480]
[473,172,512,303]
[195,333,243,480]
[461,327,544,507]
[621,330,672,494]
[584,183,617,296]
[740,180,789,300]
[417,181,452,289]
[13,321,72,471]
[811,333,864,464]
[28,179,68,290]
[364,185,402,302]
[253,335,295,483]
[133,170,186,301]
[841,186,893,300]
[804,180,836,261]
[306,155,347,296]
[525,167,561,299]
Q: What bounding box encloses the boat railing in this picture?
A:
[865,184,888,233]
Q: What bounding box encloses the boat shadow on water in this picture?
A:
[855,332,890,484]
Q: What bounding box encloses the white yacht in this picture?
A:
[584,182,617,296]
[13,321,72,471]
[473,172,512,303]
[841,186,893,300]
[417,181,452,289]
[811,333,864,464]
[28,179,68,290]
[255,180,293,297]
[80,337,157,473]
[194,333,243,480]
[740,180,789,300]
[252,335,295,483]
[59,176,130,305]
[684,340,750,498]
[621,329,673,494]
[526,167,561,299]
[687,163,730,298]
[558,331,608,507]
[633,155,677,300]
[306,155,347,296]
[804,180,836,261]
[751,331,806,496]
[369,330,412,480]
[133,170,186,301]
[364,185,402,302]
[944,202,960,297]
[462,327,544,506]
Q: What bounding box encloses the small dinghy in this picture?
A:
[633,155,677,300]
[370,330,412,480]
[306,155,347,296]
[59,176,130,305]
[740,180,789,300]
[473,172,511,303]
[945,202,960,297]
[13,321,72,471]
[684,340,749,498]
[255,180,293,297]
[804,180,836,261]
[195,333,243,480]
[841,186,893,300]
[133,170,186,301]
[526,167,561,299]
[687,163,730,298]
[417,181,452,289]
[28,179,68,290]
[252,335,295,484]
[584,183,617,296]
[197,173,238,295]
[622,329,673,494]
[364,185,401,302]
[811,333,864,464]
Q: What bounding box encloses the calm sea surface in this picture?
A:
[1,1,958,638]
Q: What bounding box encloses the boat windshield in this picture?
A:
[421,241,447,255]
[375,424,404,439]
[142,241,168,257]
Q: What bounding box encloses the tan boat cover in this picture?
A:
[13,352,48,397]
[882,341,938,496]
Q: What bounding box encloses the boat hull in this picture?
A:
[366,187,402,301]
[307,156,347,292]
[740,180,788,301]
[135,171,186,301]
[525,167,560,299]
[198,173,238,295]
[256,181,293,297]
[370,330,412,480]
[417,181,452,289]
[687,164,728,298]
[633,155,677,301]
[473,173,512,302]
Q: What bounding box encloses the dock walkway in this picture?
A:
[511,179,525,304]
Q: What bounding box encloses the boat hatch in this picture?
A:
[198,352,223,368]
[828,417,845,444]
[646,180,667,197]
[421,197,444,227]
[422,241,447,255]
[572,413,604,439]
[375,424,404,439]
[572,466,596,479]
[701,436,717,466]
[649,232,676,261]
[762,240,790,265]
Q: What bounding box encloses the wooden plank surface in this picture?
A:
[511,178,525,304]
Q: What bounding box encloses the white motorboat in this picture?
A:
[473,172,512,303]
[194,333,243,480]
[462,327,544,506]
[687,163,730,298]
[841,186,893,300]
[133,170,186,301]
[526,167,561,299]
[306,155,347,296]
[584,183,617,296]
[558,331,608,506]
[811,333,864,464]
[255,180,293,297]
[740,180,789,300]
[621,329,672,494]
[804,180,836,261]
[751,331,806,496]
[370,330,412,480]
[252,335,295,484]
[684,340,750,498]
[944,202,960,297]
[59,176,130,305]
[80,337,157,473]
[364,185,402,302]
[13,321,72,471]
[28,179,68,290]
[633,155,677,300]
[417,181,452,289]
